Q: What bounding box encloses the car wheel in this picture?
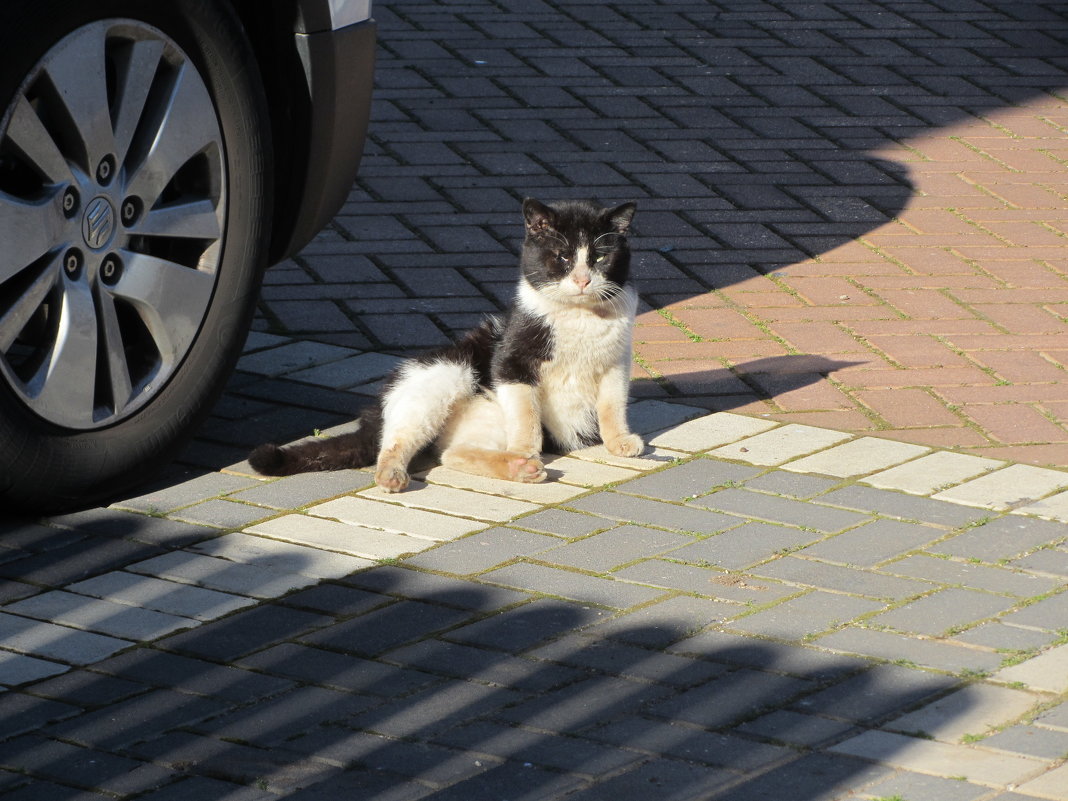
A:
[0,0,271,511]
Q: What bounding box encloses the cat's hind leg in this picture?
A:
[441,446,547,483]
[437,394,547,483]
[375,359,475,492]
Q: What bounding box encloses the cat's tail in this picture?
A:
[249,407,382,476]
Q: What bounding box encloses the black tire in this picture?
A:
[0,0,271,512]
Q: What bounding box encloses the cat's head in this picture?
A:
[519,198,636,306]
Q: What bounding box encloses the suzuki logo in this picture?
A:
[82,197,116,250]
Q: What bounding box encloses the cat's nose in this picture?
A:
[573,273,591,290]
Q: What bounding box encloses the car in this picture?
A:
[0,0,376,511]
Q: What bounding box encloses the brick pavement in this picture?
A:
[4,384,1068,799]
[4,0,1068,799]
[255,0,1068,468]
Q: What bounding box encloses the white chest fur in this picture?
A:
[517,280,637,449]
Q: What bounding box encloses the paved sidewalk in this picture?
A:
[260,0,1068,467]
[3,0,1068,799]
[3,386,1068,799]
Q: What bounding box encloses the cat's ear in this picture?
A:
[606,202,637,234]
[523,198,556,236]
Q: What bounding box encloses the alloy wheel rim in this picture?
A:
[0,18,227,429]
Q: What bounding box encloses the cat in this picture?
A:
[248,197,645,491]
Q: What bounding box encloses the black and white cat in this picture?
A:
[249,197,644,491]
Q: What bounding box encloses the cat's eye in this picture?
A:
[556,254,569,265]
[595,254,606,263]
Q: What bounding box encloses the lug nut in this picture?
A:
[62,186,79,218]
[100,254,123,285]
[63,248,83,278]
[121,197,141,226]
[97,155,116,186]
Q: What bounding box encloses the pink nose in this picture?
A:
[573,273,590,290]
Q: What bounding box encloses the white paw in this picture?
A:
[606,433,644,458]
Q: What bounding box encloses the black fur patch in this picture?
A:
[492,310,553,385]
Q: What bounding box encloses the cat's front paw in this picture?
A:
[606,433,645,458]
[508,455,547,483]
[375,465,410,493]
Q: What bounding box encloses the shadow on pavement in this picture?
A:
[0,518,972,799]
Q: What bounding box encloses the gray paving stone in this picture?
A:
[128,551,319,598]
[0,694,80,742]
[191,684,376,746]
[737,709,857,747]
[952,621,1058,653]
[385,637,584,693]
[6,591,196,641]
[791,663,958,724]
[816,627,1005,673]
[537,524,695,572]
[752,555,932,601]
[816,485,994,528]
[134,775,279,801]
[983,724,1068,759]
[0,652,69,686]
[46,688,228,748]
[728,591,885,641]
[530,633,727,687]
[275,583,388,616]
[690,488,871,533]
[160,604,332,662]
[281,726,494,787]
[169,499,275,529]
[798,518,945,567]
[288,351,401,387]
[301,600,473,657]
[495,672,671,733]
[17,669,144,707]
[613,559,796,606]
[402,527,561,574]
[0,734,173,796]
[236,340,353,376]
[999,591,1068,631]
[239,642,440,696]
[482,562,666,609]
[696,752,890,801]
[937,515,1068,563]
[861,772,991,801]
[650,668,814,729]
[667,521,824,569]
[567,491,737,534]
[352,678,524,739]
[47,510,218,548]
[0,613,130,665]
[93,649,293,703]
[511,508,614,537]
[0,536,163,587]
[873,587,1022,637]
[434,719,639,775]
[112,472,260,514]
[583,595,739,647]
[341,565,528,610]
[67,572,255,621]
[444,599,607,653]
[615,458,763,501]
[232,469,372,509]
[566,759,734,800]
[882,554,1061,597]
[190,531,373,577]
[741,470,842,499]
[1012,546,1068,577]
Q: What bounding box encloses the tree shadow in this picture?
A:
[0,525,996,799]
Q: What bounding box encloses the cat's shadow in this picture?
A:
[633,354,865,416]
